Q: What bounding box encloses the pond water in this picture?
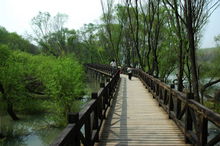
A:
[2,72,219,145]
[0,114,62,146]
[0,72,104,146]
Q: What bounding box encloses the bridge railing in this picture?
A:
[132,69,220,146]
[51,65,120,146]
[86,63,118,77]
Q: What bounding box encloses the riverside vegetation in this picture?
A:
[1,0,220,144]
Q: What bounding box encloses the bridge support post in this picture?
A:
[198,115,208,146]
[100,83,108,119]
[168,84,175,119]
[106,79,111,106]
[176,99,181,119]
[185,93,193,144]
[68,113,80,146]
[92,93,100,142]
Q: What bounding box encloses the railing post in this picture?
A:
[102,82,110,119]
[92,93,99,128]
[106,79,111,107]
[100,83,106,120]
[176,98,181,120]
[92,92,100,142]
[68,113,79,124]
[85,114,92,145]
[158,85,162,106]
[68,113,80,146]
[185,93,193,144]
[100,82,107,113]
[150,79,152,92]
[163,89,168,105]
[198,113,208,146]
[168,84,175,119]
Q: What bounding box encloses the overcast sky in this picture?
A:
[0,0,220,48]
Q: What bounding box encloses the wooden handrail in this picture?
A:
[51,64,120,146]
[132,68,220,146]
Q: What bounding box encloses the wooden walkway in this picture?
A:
[96,75,189,146]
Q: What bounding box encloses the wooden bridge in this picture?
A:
[51,64,220,146]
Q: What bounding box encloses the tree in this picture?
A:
[163,0,220,101]
[31,12,70,56]
[0,26,39,54]
[0,46,28,120]
[33,55,85,125]
[198,48,220,103]
[78,23,104,63]
[162,0,188,91]
[101,0,123,65]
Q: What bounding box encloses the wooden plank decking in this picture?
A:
[96,75,189,146]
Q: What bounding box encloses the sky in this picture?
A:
[0,0,220,48]
[0,0,103,33]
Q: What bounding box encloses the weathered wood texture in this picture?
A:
[52,64,220,146]
[132,69,220,146]
[97,75,189,146]
[51,64,120,146]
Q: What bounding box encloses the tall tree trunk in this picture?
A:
[152,0,161,78]
[185,0,200,102]
[135,0,144,70]
[173,0,185,91]
[178,40,184,91]
[125,34,131,66]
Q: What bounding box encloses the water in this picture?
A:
[0,113,62,146]
[0,72,104,146]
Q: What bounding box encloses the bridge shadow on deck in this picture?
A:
[97,76,128,146]
[97,75,188,146]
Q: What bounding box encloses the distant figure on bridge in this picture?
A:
[110,59,116,68]
[127,66,132,80]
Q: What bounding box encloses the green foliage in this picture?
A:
[204,101,220,113]
[0,43,85,125]
[31,12,72,56]
[0,26,38,54]
[0,45,10,66]
[0,48,27,106]
[158,47,177,80]
[28,54,85,125]
[34,55,85,113]
[198,48,220,78]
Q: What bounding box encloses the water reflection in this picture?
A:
[0,113,62,146]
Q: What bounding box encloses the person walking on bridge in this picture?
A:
[110,59,116,68]
[127,66,132,80]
